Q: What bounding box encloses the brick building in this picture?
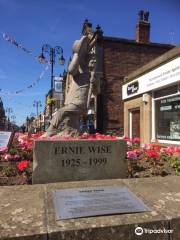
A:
[96,11,174,135]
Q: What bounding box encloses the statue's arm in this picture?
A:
[68,53,79,76]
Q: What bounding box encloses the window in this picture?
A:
[154,85,178,98]
[155,95,180,141]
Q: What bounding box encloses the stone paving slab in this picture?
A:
[0,176,180,240]
[0,185,47,240]
[123,176,180,220]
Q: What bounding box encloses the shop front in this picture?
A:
[122,46,180,145]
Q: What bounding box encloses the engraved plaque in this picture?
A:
[0,131,12,148]
[33,139,127,184]
[53,186,150,220]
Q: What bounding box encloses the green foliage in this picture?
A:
[9,147,18,155]
[19,150,32,161]
[2,165,17,177]
[169,154,180,174]
[160,152,170,161]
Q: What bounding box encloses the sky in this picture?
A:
[0,0,180,126]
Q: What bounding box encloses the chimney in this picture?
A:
[136,10,150,43]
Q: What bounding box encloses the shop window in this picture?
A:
[154,84,178,98]
[155,95,180,141]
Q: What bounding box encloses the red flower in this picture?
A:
[146,149,160,159]
[174,146,180,154]
[132,137,141,144]
[17,160,30,171]
[150,144,161,151]
[164,147,174,155]
[122,135,130,141]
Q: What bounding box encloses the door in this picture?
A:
[129,108,140,138]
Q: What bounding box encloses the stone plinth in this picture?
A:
[33,139,127,184]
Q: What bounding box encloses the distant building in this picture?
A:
[0,97,6,130]
[44,72,66,128]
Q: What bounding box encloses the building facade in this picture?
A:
[96,11,174,135]
[123,46,180,145]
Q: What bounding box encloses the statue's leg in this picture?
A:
[44,104,83,137]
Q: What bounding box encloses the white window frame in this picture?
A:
[152,83,180,145]
[129,111,132,139]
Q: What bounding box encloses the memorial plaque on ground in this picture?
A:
[33,139,127,184]
[53,186,150,220]
[0,131,13,148]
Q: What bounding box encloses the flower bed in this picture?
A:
[0,133,179,185]
[124,136,180,178]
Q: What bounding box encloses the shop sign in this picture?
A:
[127,81,139,95]
[123,56,180,100]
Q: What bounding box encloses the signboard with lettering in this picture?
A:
[53,186,150,220]
[54,76,63,93]
[0,131,13,148]
[53,76,64,101]
[33,139,127,184]
[123,56,180,99]
[127,81,139,95]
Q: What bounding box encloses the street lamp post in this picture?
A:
[39,113,42,131]
[6,107,13,119]
[33,101,42,117]
[26,116,29,132]
[6,108,13,130]
[7,117,10,130]
[38,44,65,119]
[10,115,16,131]
[11,115,16,123]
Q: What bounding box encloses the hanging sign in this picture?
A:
[54,76,63,93]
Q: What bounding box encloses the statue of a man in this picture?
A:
[43,26,99,137]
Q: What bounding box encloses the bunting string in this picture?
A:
[2,32,50,64]
[0,64,49,95]
[3,33,33,54]
[0,32,50,95]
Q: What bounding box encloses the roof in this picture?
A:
[124,45,180,83]
[103,36,175,49]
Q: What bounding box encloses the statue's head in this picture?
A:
[72,36,89,59]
